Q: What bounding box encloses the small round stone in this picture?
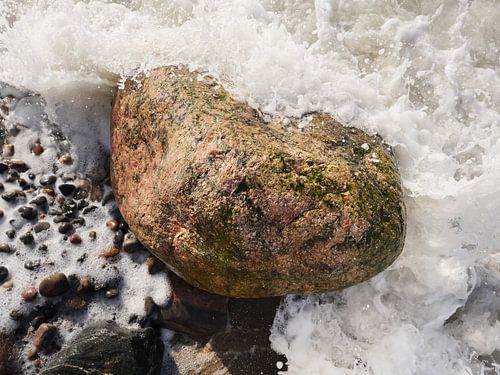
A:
[69,233,82,244]
[106,219,119,231]
[32,143,44,155]
[38,273,70,297]
[40,175,57,186]
[38,244,48,252]
[20,232,35,245]
[28,173,36,180]
[105,288,119,298]
[24,260,41,270]
[5,230,15,239]
[34,221,50,233]
[18,205,38,220]
[88,231,97,241]
[59,153,73,165]
[99,247,120,258]
[58,222,73,234]
[0,243,12,253]
[21,287,38,301]
[0,266,8,283]
[58,184,76,197]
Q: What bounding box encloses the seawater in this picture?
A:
[0,1,498,374]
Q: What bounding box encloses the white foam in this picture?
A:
[0,0,498,374]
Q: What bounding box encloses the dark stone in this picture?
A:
[24,260,41,270]
[0,266,8,283]
[58,184,75,196]
[18,205,38,220]
[105,289,119,299]
[30,196,48,206]
[113,230,124,244]
[40,321,164,375]
[0,243,12,253]
[34,221,50,233]
[39,273,70,297]
[58,223,73,234]
[19,232,34,245]
[3,159,29,172]
[40,175,57,186]
[82,205,98,214]
[1,190,24,202]
[38,244,48,252]
[0,334,18,375]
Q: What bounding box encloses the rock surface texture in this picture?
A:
[40,321,163,375]
[112,66,406,297]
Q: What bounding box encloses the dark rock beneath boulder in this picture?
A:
[40,321,164,375]
[112,65,406,297]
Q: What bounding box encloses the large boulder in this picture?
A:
[111,66,406,297]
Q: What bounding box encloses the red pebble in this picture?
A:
[106,219,119,231]
[21,286,38,302]
[69,233,82,244]
[32,143,44,156]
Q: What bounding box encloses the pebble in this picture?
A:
[4,159,29,172]
[88,231,96,241]
[99,247,120,258]
[21,287,38,301]
[18,205,38,220]
[59,153,73,165]
[32,143,44,155]
[82,205,98,214]
[34,221,50,233]
[24,260,41,270]
[33,323,58,349]
[28,173,36,180]
[0,162,7,173]
[2,280,13,289]
[0,209,3,218]
[38,244,48,252]
[48,208,63,216]
[54,215,70,223]
[31,316,48,329]
[105,288,119,299]
[58,222,73,234]
[146,256,165,275]
[0,243,13,253]
[69,233,82,244]
[77,199,89,210]
[39,273,70,297]
[122,232,144,253]
[106,219,119,231]
[40,187,55,196]
[58,183,76,196]
[40,175,57,186]
[2,143,14,157]
[2,190,24,202]
[30,195,48,206]
[113,230,124,244]
[20,232,35,245]
[5,228,16,239]
[0,266,8,283]
[77,275,91,293]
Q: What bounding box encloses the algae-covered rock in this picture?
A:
[111,66,406,297]
[41,321,163,375]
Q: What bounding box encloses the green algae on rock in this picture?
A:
[111,66,406,298]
